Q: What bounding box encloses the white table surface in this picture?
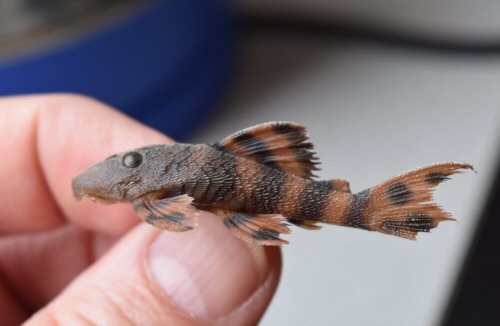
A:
[189,34,500,326]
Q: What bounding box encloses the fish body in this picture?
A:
[72,122,473,245]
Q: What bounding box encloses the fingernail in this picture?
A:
[148,214,269,321]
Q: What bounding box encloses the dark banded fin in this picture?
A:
[214,209,291,246]
[214,121,320,179]
[318,179,351,193]
[289,219,322,230]
[360,162,474,239]
[134,194,199,232]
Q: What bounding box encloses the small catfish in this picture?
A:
[72,122,473,245]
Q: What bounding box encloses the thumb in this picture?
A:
[27,213,281,325]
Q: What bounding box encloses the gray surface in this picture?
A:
[236,0,500,40]
[190,35,500,325]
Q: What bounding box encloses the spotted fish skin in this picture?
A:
[72,121,473,245]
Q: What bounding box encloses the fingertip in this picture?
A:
[147,213,282,324]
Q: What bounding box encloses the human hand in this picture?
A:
[0,95,281,325]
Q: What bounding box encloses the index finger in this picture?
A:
[0,94,172,235]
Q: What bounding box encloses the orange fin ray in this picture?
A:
[213,209,291,246]
[289,219,322,230]
[134,194,199,232]
[215,121,320,178]
[359,162,474,239]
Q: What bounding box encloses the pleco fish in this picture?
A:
[72,122,473,245]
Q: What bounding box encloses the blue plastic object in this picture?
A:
[0,0,234,140]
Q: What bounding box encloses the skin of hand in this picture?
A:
[0,94,282,325]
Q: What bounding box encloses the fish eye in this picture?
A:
[122,152,142,168]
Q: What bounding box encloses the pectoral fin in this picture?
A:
[134,194,199,232]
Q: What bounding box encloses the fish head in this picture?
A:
[72,144,177,204]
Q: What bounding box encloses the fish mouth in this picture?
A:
[76,194,119,205]
[72,176,141,204]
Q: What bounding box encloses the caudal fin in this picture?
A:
[355,162,474,239]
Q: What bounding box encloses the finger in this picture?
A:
[26,214,282,325]
[0,94,171,235]
[0,276,27,325]
[0,224,116,311]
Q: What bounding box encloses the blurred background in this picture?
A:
[1,1,499,325]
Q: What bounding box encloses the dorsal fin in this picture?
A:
[214,121,320,178]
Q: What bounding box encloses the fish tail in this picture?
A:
[335,162,474,239]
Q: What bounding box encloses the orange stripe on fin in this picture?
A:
[355,162,474,239]
[213,209,291,246]
[134,195,199,232]
[214,121,320,178]
[289,219,322,230]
